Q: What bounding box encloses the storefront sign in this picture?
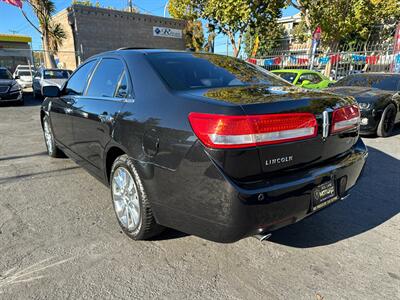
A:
[153,27,182,39]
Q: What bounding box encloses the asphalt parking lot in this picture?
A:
[0,94,399,299]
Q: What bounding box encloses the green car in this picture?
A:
[271,69,334,89]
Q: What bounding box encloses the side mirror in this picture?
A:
[301,80,311,86]
[14,75,20,79]
[42,85,60,97]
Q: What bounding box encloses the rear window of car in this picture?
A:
[18,71,33,76]
[44,70,70,79]
[334,74,400,91]
[147,52,290,90]
[274,72,298,83]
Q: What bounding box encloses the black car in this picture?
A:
[40,50,367,243]
[326,73,400,137]
[0,67,23,105]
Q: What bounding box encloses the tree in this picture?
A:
[288,0,400,49]
[22,0,66,68]
[168,0,204,51]
[244,22,285,57]
[169,0,286,57]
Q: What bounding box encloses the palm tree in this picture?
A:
[23,0,66,68]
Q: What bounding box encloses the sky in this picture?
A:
[0,0,299,55]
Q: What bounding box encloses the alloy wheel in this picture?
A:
[112,167,141,231]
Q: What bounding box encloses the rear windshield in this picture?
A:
[0,69,12,80]
[147,52,290,90]
[18,71,33,76]
[333,74,400,91]
[274,72,298,83]
[44,70,70,79]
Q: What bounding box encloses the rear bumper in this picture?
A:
[150,138,368,243]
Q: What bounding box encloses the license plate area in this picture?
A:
[312,180,338,211]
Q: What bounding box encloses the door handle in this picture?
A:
[65,108,73,114]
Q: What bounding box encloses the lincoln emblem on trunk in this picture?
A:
[266,156,293,166]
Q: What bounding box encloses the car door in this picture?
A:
[32,70,41,93]
[70,57,129,171]
[49,60,97,149]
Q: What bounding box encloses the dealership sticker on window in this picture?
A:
[153,27,182,39]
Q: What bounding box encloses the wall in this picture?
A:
[52,9,80,70]
[54,4,186,69]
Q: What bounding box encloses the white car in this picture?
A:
[15,69,34,89]
[13,65,35,78]
[32,68,72,98]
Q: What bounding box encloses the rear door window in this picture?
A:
[86,58,125,98]
[65,60,96,96]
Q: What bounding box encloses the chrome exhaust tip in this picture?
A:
[254,233,272,242]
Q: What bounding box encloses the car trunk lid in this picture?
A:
[187,85,359,181]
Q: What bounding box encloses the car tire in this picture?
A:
[377,103,396,137]
[17,97,24,106]
[42,115,63,158]
[33,89,42,99]
[110,154,164,240]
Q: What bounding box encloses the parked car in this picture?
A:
[326,73,400,137]
[13,64,35,78]
[0,67,23,105]
[15,69,34,89]
[33,68,72,98]
[40,50,367,243]
[272,69,334,89]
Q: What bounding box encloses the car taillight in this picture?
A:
[331,105,360,134]
[188,112,318,149]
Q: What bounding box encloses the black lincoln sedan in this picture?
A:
[326,73,400,137]
[0,67,23,105]
[40,49,367,243]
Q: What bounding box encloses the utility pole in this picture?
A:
[128,0,133,12]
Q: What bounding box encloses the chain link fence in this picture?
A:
[247,41,397,80]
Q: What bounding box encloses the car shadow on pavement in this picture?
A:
[0,152,48,162]
[269,145,400,248]
[0,166,81,185]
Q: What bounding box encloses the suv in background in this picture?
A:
[13,65,35,78]
[15,69,34,89]
[33,68,72,98]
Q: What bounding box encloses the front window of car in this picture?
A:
[0,69,13,80]
[333,74,400,91]
[44,70,70,79]
[64,61,96,96]
[274,72,298,83]
[147,53,290,90]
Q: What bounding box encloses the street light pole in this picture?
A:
[163,0,169,17]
